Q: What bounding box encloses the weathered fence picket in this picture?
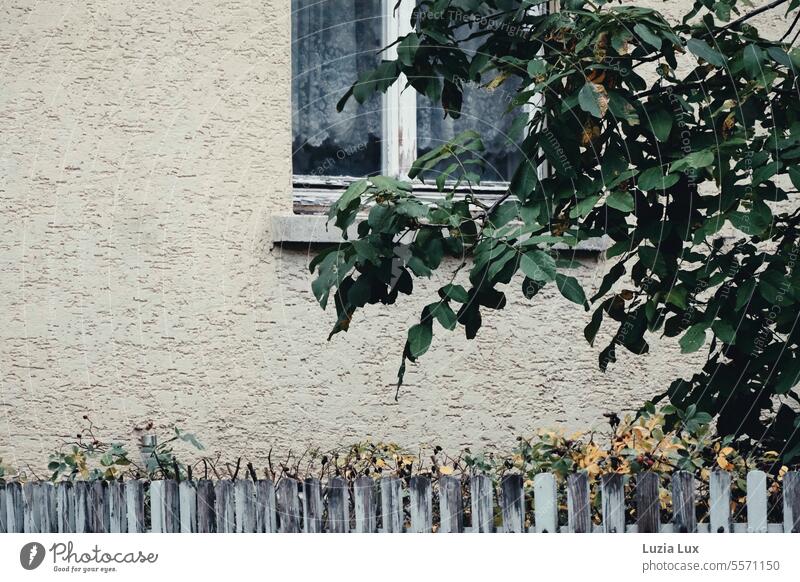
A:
[0,482,6,534]
[709,471,731,534]
[179,481,197,533]
[6,482,24,533]
[353,476,376,533]
[438,475,463,533]
[4,469,800,534]
[234,479,256,533]
[636,472,660,534]
[215,480,235,533]
[57,481,75,533]
[108,481,127,533]
[500,474,524,533]
[601,473,624,533]
[255,479,277,533]
[90,480,109,533]
[409,476,432,533]
[783,471,800,533]
[302,478,323,533]
[672,471,696,533]
[40,482,57,533]
[470,473,493,533]
[747,470,768,533]
[74,480,90,533]
[196,479,216,533]
[534,472,557,533]
[567,472,591,533]
[126,480,146,533]
[150,480,165,533]
[23,481,36,533]
[326,476,349,533]
[380,476,403,533]
[277,478,301,533]
[164,480,181,533]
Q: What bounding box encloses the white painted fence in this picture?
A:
[2,470,799,533]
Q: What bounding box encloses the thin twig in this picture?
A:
[780,9,800,42]
[719,0,791,33]
[231,457,242,480]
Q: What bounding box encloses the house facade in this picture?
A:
[0,0,784,469]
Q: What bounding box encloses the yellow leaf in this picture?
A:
[717,454,733,471]
[484,71,510,90]
[439,465,454,475]
[589,82,609,117]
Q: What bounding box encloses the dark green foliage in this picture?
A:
[311,0,800,459]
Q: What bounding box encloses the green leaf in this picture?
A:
[570,194,601,218]
[585,305,604,346]
[396,199,429,218]
[672,149,714,171]
[712,319,736,344]
[527,58,548,78]
[520,250,557,282]
[522,276,545,299]
[510,160,539,201]
[686,38,725,67]
[591,261,626,302]
[788,166,800,190]
[680,323,708,354]
[439,284,469,303]
[767,46,792,67]
[735,279,756,310]
[351,239,381,266]
[774,358,800,394]
[430,302,458,331]
[578,82,606,118]
[634,23,662,50]
[728,199,772,235]
[408,322,433,359]
[606,191,635,212]
[332,180,370,217]
[555,273,588,309]
[666,287,688,310]
[397,33,420,67]
[638,167,680,191]
[648,108,673,142]
[742,44,763,78]
[714,1,731,21]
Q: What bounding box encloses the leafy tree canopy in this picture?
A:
[310,0,800,460]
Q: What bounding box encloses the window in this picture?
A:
[291,0,543,201]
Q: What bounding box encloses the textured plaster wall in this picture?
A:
[0,1,786,471]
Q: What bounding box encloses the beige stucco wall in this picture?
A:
[0,1,786,472]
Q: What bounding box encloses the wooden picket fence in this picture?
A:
[2,470,800,533]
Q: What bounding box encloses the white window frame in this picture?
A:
[292,0,550,212]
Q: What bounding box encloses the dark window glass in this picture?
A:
[292,0,384,178]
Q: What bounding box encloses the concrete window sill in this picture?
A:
[271,212,612,252]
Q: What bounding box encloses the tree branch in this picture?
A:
[780,9,800,42]
[720,0,792,33]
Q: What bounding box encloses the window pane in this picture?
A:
[417,82,523,183]
[292,0,384,178]
[416,38,523,183]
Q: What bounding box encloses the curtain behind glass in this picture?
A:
[292,0,384,178]
[416,25,525,183]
